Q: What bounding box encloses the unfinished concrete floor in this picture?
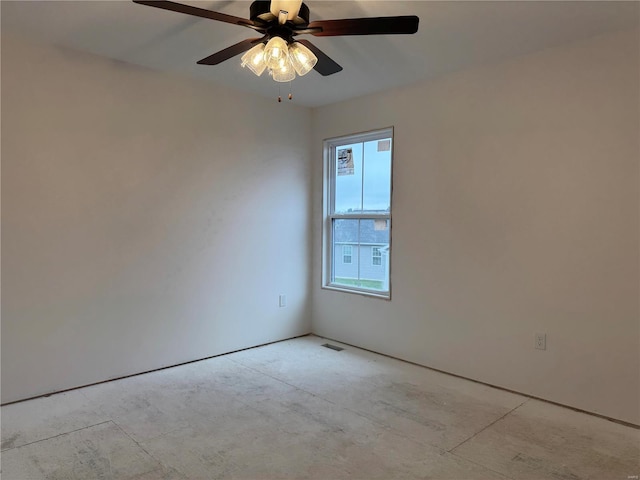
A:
[1,335,638,479]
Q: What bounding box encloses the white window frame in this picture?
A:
[342,245,353,264]
[321,127,393,299]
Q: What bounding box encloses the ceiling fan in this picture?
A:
[133,0,419,82]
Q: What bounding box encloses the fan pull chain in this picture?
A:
[277,84,294,103]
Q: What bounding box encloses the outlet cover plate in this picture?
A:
[535,333,547,350]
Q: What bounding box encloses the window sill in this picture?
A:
[322,284,391,300]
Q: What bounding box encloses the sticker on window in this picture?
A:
[377,140,391,152]
[374,219,388,231]
[337,148,354,176]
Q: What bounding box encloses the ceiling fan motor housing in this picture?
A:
[250,0,310,27]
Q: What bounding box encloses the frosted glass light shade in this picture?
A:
[264,36,289,70]
[288,42,317,76]
[241,43,267,76]
[271,55,296,82]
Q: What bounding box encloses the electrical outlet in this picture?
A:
[535,333,546,350]
[279,294,287,308]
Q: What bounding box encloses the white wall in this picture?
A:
[1,34,312,404]
[3,27,638,426]
[311,29,640,425]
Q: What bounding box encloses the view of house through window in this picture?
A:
[342,245,352,264]
[323,128,392,297]
[372,246,382,266]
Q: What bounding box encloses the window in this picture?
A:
[322,128,392,298]
[342,245,352,264]
[372,247,382,266]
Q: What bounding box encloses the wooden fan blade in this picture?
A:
[296,39,343,76]
[308,16,419,37]
[133,1,261,30]
[197,38,263,65]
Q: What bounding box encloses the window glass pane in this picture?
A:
[363,138,392,212]
[332,219,358,286]
[358,219,389,291]
[324,128,392,298]
[334,143,363,213]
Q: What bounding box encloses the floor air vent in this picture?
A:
[322,343,344,351]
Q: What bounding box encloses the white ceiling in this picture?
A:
[2,1,638,107]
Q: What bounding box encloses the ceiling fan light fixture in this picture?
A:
[271,55,296,82]
[288,41,317,76]
[240,43,267,76]
[135,0,420,87]
[263,36,289,70]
